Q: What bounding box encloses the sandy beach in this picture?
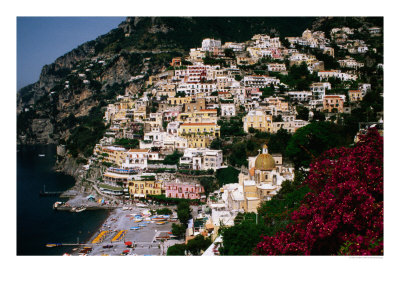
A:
[68,205,183,256]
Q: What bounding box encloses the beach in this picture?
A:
[67,205,183,256]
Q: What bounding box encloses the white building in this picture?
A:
[180,148,223,171]
[201,38,222,51]
[311,82,331,100]
[288,91,312,102]
[243,75,280,88]
[220,103,236,117]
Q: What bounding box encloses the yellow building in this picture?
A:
[168,96,192,106]
[348,90,363,102]
[193,109,218,119]
[187,136,212,148]
[157,84,176,98]
[179,122,220,137]
[128,176,162,199]
[95,145,127,167]
[243,109,272,133]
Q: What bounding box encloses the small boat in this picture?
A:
[74,206,86,213]
[134,219,142,223]
[130,227,140,230]
[139,224,146,227]
[46,243,62,247]
[38,154,45,157]
[156,221,166,225]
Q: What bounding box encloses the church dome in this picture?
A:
[254,144,275,170]
[255,153,276,170]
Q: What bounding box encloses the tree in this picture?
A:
[235,75,243,82]
[166,243,187,256]
[176,91,186,97]
[219,214,270,255]
[255,128,383,255]
[224,48,235,58]
[171,223,187,239]
[199,177,218,196]
[267,128,291,154]
[156,208,172,215]
[285,121,348,169]
[114,138,139,149]
[216,166,240,186]
[163,150,183,165]
[210,138,222,150]
[296,105,309,121]
[186,235,212,255]
[177,200,192,226]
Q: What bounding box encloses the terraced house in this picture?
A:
[178,122,220,137]
[128,174,162,199]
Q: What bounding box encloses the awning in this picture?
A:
[125,241,132,246]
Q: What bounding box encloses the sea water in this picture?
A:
[17,144,108,255]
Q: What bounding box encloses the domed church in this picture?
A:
[236,144,294,213]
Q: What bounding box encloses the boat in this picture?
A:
[74,206,86,213]
[134,219,143,223]
[46,243,62,247]
[156,221,167,225]
[139,224,146,227]
[38,154,45,157]
[130,227,140,230]
[53,201,63,209]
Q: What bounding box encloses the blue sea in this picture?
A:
[17,144,108,255]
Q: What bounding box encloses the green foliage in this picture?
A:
[66,105,107,158]
[234,75,243,82]
[220,214,270,255]
[210,138,222,150]
[171,223,187,239]
[186,235,212,255]
[260,86,275,98]
[258,184,309,228]
[267,128,291,154]
[163,150,183,165]
[176,91,186,97]
[166,243,187,256]
[224,48,235,58]
[199,177,218,196]
[274,62,316,90]
[177,200,192,226]
[114,138,139,149]
[17,109,37,136]
[156,208,173,215]
[216,166,240,187]
[296,105,309,121]
[285,121,349,169]
[218,117,245,137]
[228,142,247,167]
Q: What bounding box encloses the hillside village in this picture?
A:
[39,24,383,255]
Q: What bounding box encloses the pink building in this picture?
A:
[164,182,205,200]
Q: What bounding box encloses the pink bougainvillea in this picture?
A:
[255,128,383,255]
